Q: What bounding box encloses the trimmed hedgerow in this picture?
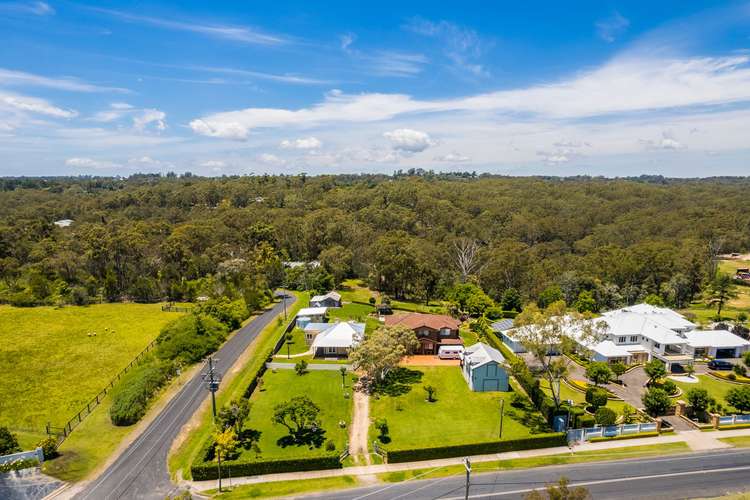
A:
[381,433,567,463]
[109,358,173,426]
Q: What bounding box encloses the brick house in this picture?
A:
[384,312,463,355]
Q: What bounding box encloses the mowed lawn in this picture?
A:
[238,369,353,460]
[671,374,737,406]
[0,303,181,446]
[370,367,537,449]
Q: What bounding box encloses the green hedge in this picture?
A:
[719,423,750,430]
[110,359,173,426]
[382,433,567,463]
[589,431,658,442]
[191,453,341,480]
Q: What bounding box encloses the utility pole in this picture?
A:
[202,356,220,419]
[463,457,471,500]
[499,398,505,437]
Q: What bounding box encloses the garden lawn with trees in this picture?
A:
[671,374,745,412]
[0,303,183,448]
[369,367,537,450]
[227,369,353,462]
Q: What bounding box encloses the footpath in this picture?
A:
[183,427,750,492]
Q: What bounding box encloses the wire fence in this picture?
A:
[46,338,160,447]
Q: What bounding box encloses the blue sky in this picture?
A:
[1,0,750,177]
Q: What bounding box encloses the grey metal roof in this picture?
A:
[491,319,515,332]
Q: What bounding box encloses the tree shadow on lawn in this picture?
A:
[239,429,262,450]
[373,368,424,397]
[276,427,327,449]
[506,406,552,434]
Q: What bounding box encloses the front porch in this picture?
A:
[654,352,694,372]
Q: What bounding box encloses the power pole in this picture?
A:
[202,356,221,419]
[499,398,505,437]
[463,457,471,500]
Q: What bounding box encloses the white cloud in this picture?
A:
[199,160,226,172]
[0,93,77,118]
[111,102,133,110]
[91,7,288,45]
[256,153,285,166]
[366,52,429,77]
[384,128,435,152]
[0,68,129,93]
[132,109,166,132]
[0,1,54,16]
[65,157,120,169]
[405,17,488,77]
[280,136,322,149]
[596,12,630,43]
[340,33,356,52]
[641,131,686,150]
[190,54,750,139]
[434,152,470,162]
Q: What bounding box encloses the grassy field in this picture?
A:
[671,374,736,407]
[370,366,542,449]
[339,279,447,315]
[0,303,182,448]
[168,292,308,479]
[277,327,309,356]
[680,259,750,323]
[233,369,353,461]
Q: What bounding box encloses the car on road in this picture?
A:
[708,359,735,370]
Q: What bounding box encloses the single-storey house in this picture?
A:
[303,322,330,344]
[461,342,509,392]
[384,312,463,355]
[310,321,365,358]
[296,307,328,328]
[310,291,342,308]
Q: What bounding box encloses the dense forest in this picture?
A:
[0,172,748,312]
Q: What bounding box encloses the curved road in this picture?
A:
[74,294,294,500]
[312,448,750,500]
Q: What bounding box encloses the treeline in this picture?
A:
[1,173,749,310]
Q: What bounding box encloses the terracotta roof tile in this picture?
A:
[384,312,461,331]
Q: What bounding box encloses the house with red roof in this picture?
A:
[384,312,463,355]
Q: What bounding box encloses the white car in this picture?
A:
[438,345,464,359]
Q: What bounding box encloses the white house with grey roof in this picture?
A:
[310,291,342,308]
[309,321,365,358]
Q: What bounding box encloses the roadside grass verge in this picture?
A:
[719,436,750,447]
[377,442,690,482]
[201,442,690,498]
[208,475,360,499]
[168,292,308,480]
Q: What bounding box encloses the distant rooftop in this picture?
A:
[53,219,73,228]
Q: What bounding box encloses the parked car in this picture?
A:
[438,345,464,359]
[708,359,734,370]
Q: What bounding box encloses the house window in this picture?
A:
[630,336,638,343]
[618,337,626,343]
[326,347,337,354]
[419,329,429,337]
[654,342,660,348]
[440,328,452,337]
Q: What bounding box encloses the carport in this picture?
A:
[685,330,750,360]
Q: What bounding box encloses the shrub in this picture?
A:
[191,453,341,480]
[381,433,567,463]
[510,392,531,409]
[734,364,748,377]
[585,387,608,410]
[578,414,596,428]
[155,314,228,364]
[594,407,617,426]
[8,289,37,307]
[585,362,613,386]
[294,359,308,375]
[645,360,667,385]
[728,372,737,381]
[36,437,58,459]
[0,427,20,455]
[374,418,389,438]
[195,297,248,329]
[484,306,504,320]
[642,387,673,416]
[110,359,172,426]
[726,385,750,412]
[744,351,750,368]
[325,440,336,451]
[686,388,713,413]
[660,379,678,396]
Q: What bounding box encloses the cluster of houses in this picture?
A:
[294,291,747,392]
[293,294,509,393]
[499,303,750,372]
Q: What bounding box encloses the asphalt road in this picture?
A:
[312,448,750,500]
[74,294,295,500]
